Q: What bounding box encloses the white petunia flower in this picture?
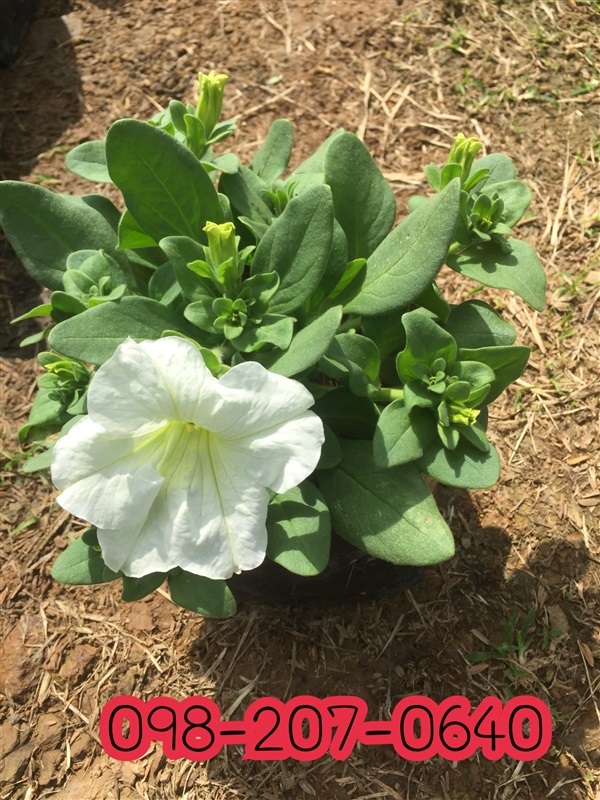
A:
[51,337,324,580]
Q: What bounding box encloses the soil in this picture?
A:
[1,1,599,799]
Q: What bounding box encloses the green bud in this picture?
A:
[447,133,483,185]
[196,70,229,137]
[448,402,480,426]
[212,297,234,318]
[262,182,298,216]
[204,221,237,267]
[44,357,88,385]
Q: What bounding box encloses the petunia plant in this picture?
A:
[0,71,546,617]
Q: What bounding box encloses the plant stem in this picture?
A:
[448,241,473,257]
[369,387,404,403]
[337,314,362,333]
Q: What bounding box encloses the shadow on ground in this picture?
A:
[1,0,82,355]
[188,490,597,798]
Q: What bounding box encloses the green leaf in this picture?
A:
[18,389,69,444]
[321,332,380,396]
[396,308,457,381]
[219,165,273,224]
[418,437,501,489]
[118,209,158,249]
[52,528,120,585]
[373,401,435,467]
[21,447,54,473]
[0,182,119,290]
[424,163,442,191]
[184,296,219,332]
[233,314,294,353]
[344,179,460,315]
[407,195,429,213]
[66,140,112,183]
[268,306,343,377]
[62,270,97,299]
[403,381,436,413]
[450,360,495,392]
[469,154,516,187]
[252,185,334,314]
[327,258,366,304]
[415,282,450,322]
[168,571,236,617]
[448,238,546,311]
[159,236,218,302]
[444,300,516,348]
[486,180,531,226]
[437,423,460,450]
[67,248,138,293]
[317,424,342,470]
[286,128,345,192]
[361,310,406,361]
[210,119,237,143]
[460,422,491,453]
[238,215,270,243]
[211,153,240,174]
[51,291,87,318]
[458,345,530,403]
[21,331,49,348]
[183,114,206,154]
[250,119,293,183]
[11,303,52,323]
[266,482,331,576]
[310,219,348,308]
[48,296,199,364]
[106,119,223,242]
[241,271,280,306]
[121,573,166,601]
[324,131,396,260]
[314,388,379,439]
[148,262,182,306]
[80,194,121,232]
[319,440,454,565]
[167,99,188,133]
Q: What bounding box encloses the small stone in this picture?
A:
[1,743,34,784]
[61,13,84,40]
[68,732,93,761]
[127,603,153,633]
[59,644,98,681]
[0,618,42,700]
[547,605,570,636]
[33,713,64,750]
[38,748,63,786]
[0,720,20,758]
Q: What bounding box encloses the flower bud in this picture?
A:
[447,133,483,184]
[448,402,480,426]
[204,221,237,267]
[196,70,229,137]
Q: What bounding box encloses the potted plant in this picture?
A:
[0,72,545,616]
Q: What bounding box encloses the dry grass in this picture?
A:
[1,0,599,798]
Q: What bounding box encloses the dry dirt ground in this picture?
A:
[1,1,599,798]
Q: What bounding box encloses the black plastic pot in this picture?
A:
[228,531,422,606]
[0,0,37,68]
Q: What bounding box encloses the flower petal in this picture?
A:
[138,338,225,427]
[218,412,324,493]
[97,437,268,579]
[211,360,316,437]
[97,492,179,577]
[88,337,223,432]
[52,417,164,529]
[52,338,325,583]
